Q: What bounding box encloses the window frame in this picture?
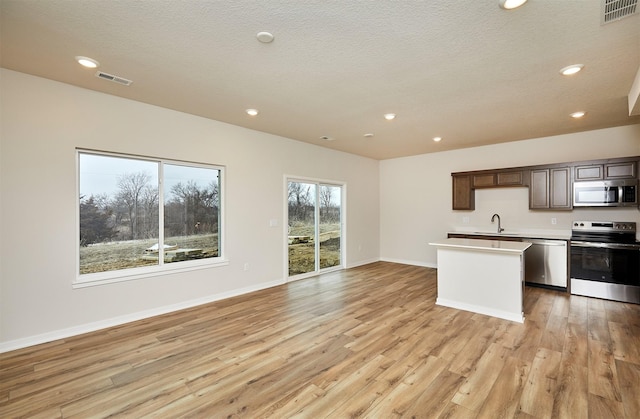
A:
[74,149,227,288]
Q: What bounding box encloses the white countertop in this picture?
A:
[429,238,532,253]
[447,230,571,241]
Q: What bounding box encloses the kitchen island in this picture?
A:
[429,238,531,323]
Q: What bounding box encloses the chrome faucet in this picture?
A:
[491,213,504,233]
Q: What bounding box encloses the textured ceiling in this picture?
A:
[1,0,639,160]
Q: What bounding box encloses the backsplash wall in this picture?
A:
[470,187,639,238]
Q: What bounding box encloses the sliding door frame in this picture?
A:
[284,175,346,282]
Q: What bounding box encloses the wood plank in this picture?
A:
[518,347,563,418]
[451,342,511,411]
[448,318,501,377]
[563,321,588,368]
[501,319,544,361]
[402,369,466,418]
[616,359,640,418]
[551,354,588,418]
[438,401,478,419]
[476,355,531,418]
[540,314,567,353]
[365,355,451,417]
[567,294,588,328]
[588,337,622,402]
[588,393,625,418]
[260,384,326,418]
[608,320,640,364]
[279,354,393,418]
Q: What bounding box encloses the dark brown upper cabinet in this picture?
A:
[529,167,571,210]
[497,171,525,186]
[575,164,603,181]
[452,155,638,211]
[605,161,636,179]
[452,174,474,210]
[574,160,636,181]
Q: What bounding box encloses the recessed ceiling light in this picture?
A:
[499,0,528,10]
[320,136,334,141]
[364,133,374,138]
[246,109,259,116]
[384,113,396,120]
[433,137,442,142]
[570,111,586,118]
[75,56,99,69]
[560,64,584,76]
[256,31,274,43]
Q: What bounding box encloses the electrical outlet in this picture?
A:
[243,263,250,271]
[463,216,470,224]
[551,218,557,225]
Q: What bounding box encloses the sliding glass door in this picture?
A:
[287,179,342,279]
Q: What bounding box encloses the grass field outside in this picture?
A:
[80,224,341,277]
[79,234,219,274]
[288,223,341,276]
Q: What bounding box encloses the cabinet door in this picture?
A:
[452,175,474,210]
[497,171,524,186]
[473,174,496,188]
[530,168,571,209]
[575,164,603,181]
[550,167,571,209]
[530,169,549,209]
[605,161,636,179]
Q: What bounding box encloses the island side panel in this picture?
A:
[435,247,524,323]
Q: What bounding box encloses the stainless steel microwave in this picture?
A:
[573,179,638,207]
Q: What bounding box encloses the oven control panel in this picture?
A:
[614,222,636,231]
[572,221,636,232]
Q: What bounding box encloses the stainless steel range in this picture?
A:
[570,221,640,304]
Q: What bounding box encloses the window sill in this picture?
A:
[73,259,230,289]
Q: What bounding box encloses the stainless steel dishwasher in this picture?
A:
[524,239,568,289]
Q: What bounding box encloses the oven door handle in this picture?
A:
[571,241,640,250]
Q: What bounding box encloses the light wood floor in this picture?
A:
[2,262,640,418]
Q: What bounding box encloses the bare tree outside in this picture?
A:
[288,181,314,224]
[140,185,159,239]
[320,185,332,218]
[115,171,156,240]
[318,185,341,269]
[166,179,219,237]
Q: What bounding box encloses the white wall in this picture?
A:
[0,70,380,350]
[380,125,640,267]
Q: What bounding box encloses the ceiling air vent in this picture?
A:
[602,0,638,24]
[95,71,133,86]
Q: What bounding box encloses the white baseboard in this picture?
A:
[0,279,284,354]
[345,257,380,269]
[436,298,524,323]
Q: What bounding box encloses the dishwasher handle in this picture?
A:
[525,239,567,247]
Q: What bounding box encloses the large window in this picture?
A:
[77,150,224,285]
